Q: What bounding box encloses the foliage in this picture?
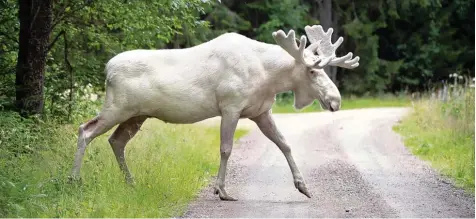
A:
[394,81,475,193]
[44,0,214,121]
[337,0,474,94]
[241,0,311,43]
[0,112,54,158]
[0,0,214,121]
[0,0,19,107]
[1,0,474,119]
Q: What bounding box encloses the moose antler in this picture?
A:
[304,25,359,69]
[272,25,359,69]
[272,29,318,67]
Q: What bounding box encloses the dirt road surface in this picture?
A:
[183,108,475,218]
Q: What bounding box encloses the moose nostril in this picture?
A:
[330,101,340,112]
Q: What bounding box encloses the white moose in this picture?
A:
[70,25,359,201]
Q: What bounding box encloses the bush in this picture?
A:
[0,111,58,216]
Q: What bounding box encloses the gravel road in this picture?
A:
[183,108,474,218]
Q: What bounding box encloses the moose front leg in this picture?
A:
[214,111,240,201]
[251,111,311,198]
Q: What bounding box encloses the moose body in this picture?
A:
[70,25,359,201]
[104,33,290,123]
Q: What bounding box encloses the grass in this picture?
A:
[393,87,475,194]
[0,113,248,217]
[272,95,411,113]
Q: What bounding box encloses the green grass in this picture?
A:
[272,95,411,113]
[0,114,248,217]
[393,88,475,194]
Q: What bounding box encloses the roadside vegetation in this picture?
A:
[0,107,248,217]
[394,77,475,194]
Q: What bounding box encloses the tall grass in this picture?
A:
[394,78,475,193]
[0,111,248,217]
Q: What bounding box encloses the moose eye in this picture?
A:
[308,69,322,83]
[309,69,328,86]
[309,69,320,76]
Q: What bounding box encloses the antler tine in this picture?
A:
[329,52,360,69]
[272,29,316,67]
[304,25,324,44]
[304,25,360,69]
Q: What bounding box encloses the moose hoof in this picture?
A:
[67,175,82,184]
[125,177,136,186]
[219,194,238,201]
[214,187,238,201]
[295,181,312,198]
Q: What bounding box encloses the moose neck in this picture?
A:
[257,43,302,95]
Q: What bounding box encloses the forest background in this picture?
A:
[0,0,474,119]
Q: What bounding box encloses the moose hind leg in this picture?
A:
[70,115,121,181]
[108,116,147,184]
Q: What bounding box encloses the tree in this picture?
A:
[15,0,53,116]
[315,0,338,84]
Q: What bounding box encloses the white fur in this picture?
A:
[102,32,345,122]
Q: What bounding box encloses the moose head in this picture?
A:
[272,25,359,112]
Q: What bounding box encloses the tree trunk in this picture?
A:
[15,0,53,116]
[316,0,337,84]
[330,2,339,86]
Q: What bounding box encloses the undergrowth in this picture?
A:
[394,81,475,194]
[0,109,248,217]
